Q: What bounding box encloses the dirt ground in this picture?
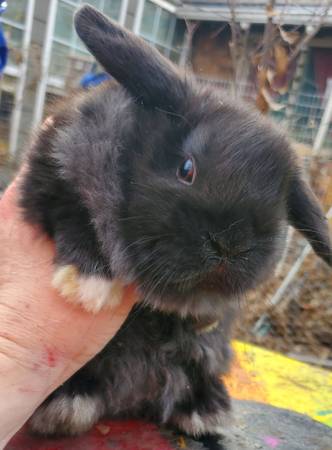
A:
[234,158,332,367]
[234,253,332,363]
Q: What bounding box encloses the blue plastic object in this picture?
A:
[80,71,110,88]
[79,62,111,88]
[0,1,8,73]
[0,1,7,15]
[0,27,7,73]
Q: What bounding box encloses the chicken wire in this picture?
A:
[201,76,332,156]
[0,64,332,161]
[0,86,14,161]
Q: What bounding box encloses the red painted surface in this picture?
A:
[7,421,176,450]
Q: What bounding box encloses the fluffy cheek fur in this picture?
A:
[111,225,286,318]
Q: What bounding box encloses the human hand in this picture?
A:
[0,177,137,447]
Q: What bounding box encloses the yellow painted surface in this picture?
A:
[225,341,332,428]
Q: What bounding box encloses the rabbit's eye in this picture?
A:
[177,157,196,185]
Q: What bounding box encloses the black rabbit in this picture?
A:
[19,5,331,438]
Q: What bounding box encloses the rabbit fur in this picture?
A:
[19,5,332,439]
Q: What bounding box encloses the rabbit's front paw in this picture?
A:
[52,265,124,314]
[173,409,229,437]
[29,393,105,436]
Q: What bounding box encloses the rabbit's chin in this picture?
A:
[140,288,237,319]
[134,257,280,319]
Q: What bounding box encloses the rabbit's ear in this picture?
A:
[287,173,332,265]
[74,5,185,111]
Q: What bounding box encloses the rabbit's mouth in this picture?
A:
[165,262,230,292]
[141,265,240,309]
[137,252,278,318]
[125,231,282,317]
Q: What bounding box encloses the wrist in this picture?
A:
[0,352,66,448]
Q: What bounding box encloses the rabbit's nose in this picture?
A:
[208,232,234,258]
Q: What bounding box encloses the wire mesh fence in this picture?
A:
[0,87,14,160]
[201,76,332,156]
[1,72,332,163]
[275,90,332,152]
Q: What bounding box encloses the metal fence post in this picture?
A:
[253,205,332,336]
[313,83,332,156]
[133,0,145,35]
[8,0,36,159]
[32,0,57,129]
[119,0,129,26]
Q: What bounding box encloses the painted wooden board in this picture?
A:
[8,422,179,450]
[226,341,332,428]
